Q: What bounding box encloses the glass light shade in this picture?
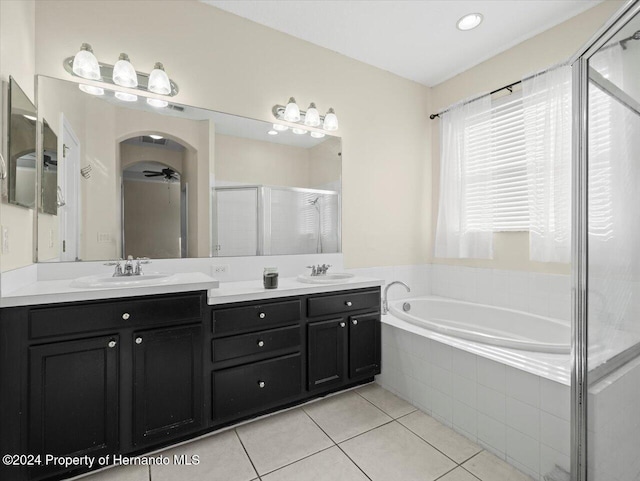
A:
[113,53,138,88]
[148,62,171,95]
[115,91,138,102]
[304,103,321,127]
[292,128,307,135]
[267,130,278,136]
[310,131,325,139]
[456,13,483,31]
[147,98,169,108]
[322,108,339,131]
[283,97,301,122]
[78,84,104,96]
[72,43,101,80]
[273,123,288,132]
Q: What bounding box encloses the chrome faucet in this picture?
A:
[383,281,411,315]
[123,255,135,276]
[306,264,332,276]
[104,256,151,277]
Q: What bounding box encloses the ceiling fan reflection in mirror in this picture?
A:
[143,167,179,182]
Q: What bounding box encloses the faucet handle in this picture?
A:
[137,257,151,264]
[104,259,121,266]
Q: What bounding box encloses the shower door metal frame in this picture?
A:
[569,1,640,479]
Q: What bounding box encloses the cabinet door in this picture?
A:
[29,335,119,478]
[349,313,381,379]
[133,325,203,447]
[307,318,346,391]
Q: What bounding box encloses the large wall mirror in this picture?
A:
[7,77,37,209]
[35,76,342,262]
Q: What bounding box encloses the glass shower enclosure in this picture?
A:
[572,1,640,479]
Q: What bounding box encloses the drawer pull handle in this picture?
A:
[135,337,143,345]
[345,301,353,307]
[352,319,358,325]
[258,381,266,388]
[257,340,265,347]
[108,340,117,348]
[122,313,130,320]
[340,322,346,328]
[259,312,266,319]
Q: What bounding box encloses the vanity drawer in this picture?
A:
[307,289,380,318]
[212,325,300,363]
[213,353,301,420]
[212,300,301,337]
[29,294,203,339]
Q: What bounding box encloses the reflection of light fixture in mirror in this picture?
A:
[273,123,288,132]
[272,99,338,132]
[456,13,483,31]
[268,130,278,136]
[292,128,307,135]
[310,131,325,139]
[284,97,301,122]
[115,91,138,102]
[113,53,138,88]
[148,62,171,95]
[147,98,169,108]
[323,108,339,131]
[304,103,321,127]
[149,134,163,140]
[23,114,37,122]
[78,84,104,96]
[72,43,101,80]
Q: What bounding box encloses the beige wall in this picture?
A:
[0,0,36,272]
[429,0,624,275]
[33,0,431,269]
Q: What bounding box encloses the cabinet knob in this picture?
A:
[340,322,346,328]
[352,319,358,325]
[108,340,117,348]
[135,337,143,345]
[257,340,265,347]
[122,313,130,320]
[345,301,353,307]
[259,312,266,319]
[258,381,266,388]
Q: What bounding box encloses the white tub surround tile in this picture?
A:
[477,412,507,457]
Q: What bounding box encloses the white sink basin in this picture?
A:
[70,272,175,289]
[297,273,355,284]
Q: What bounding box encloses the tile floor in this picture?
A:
[77,383,534,481]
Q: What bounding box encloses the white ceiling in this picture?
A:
[203,0,602,86]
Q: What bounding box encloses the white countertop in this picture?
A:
[0,272,220,308]
[208,276,384,305]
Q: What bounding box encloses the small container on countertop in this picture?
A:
[263,267,278,289]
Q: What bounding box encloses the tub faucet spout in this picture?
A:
[383,281,411,315]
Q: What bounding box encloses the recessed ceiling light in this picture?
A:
[457,13,483,31]
[273,123,288,132]
[149,134,163,140]
[267,130,278,136]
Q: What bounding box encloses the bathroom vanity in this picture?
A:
[0,279,381,481]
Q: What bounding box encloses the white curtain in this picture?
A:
[435,94,493,259]
[523,65,572,263]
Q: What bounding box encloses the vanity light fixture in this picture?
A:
[273,123,288,132]
[456,13,483,31]
[267,130,278,136]
[65,44,179,101]
[113,53,138,88]
[310,131,325,139]
[72,43,101,80]
[115,91,138,102]
[78,84,104,96]
[272,99,339,133]
[292,128,307,135]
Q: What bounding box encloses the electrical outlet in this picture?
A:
[1,226,8,254]
[97,232,111,243]
[212,265,229,275]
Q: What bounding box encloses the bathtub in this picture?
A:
[389,296,570,354]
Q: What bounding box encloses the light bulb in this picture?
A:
[322,108,339,131]
[273,123,288,132]
[78,84,104,96]
[304,102,321,127]
[310,131,325,139]
[113,53,138,88]
[268,130,278,136]
[115,91,138,102]
[147,98,168,108]
[283,97,301,122]
[292,128,307,135]
[72,43,101,80]
[23,114,37,122]
[457,13,483,31]
[148,62,171,95]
